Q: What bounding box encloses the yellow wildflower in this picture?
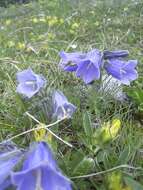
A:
[17,42,26,50]
[46,132,53,144]
[59,18,64,24]
[32,18,38,23]
[94,118,121,145]
[108,172,123,190]
[48,33,55,40]
[5,19,11,26]
[69,29,75,34]
[48,16,58,26]
[71,22,79,30]
[34,124,46,142]
[103,118,121,142]
[7,41,15,48]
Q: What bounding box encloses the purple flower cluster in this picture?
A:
[0,141,72,190]
[59,49,138,85]
[7,47,138,190]
[16,69,76,120]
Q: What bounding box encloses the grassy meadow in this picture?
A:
[0,0,143,189]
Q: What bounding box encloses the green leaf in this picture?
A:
[72,157,95,176]
[117,146,130,164]
[83,112,93,137]
[124,176,143,190]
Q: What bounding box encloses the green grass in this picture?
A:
[0,0,143,189]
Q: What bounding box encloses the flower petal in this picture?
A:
[16,83,38,98]
[16,69,45,98]
[16,69,36,83]
[52,90,76,119]
[12,142,72,190]
[105,58,138,85]
[86,49,103,67]
[103,50,129,59]
[59,51,86,72]
[76,61,100,84]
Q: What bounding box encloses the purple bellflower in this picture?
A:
[60,49,103,84]
[11,142,72,190]
[59,51,86,72]
[16,68,45,98]
[0,149,22,190]
[103,50,129,59]
[75,49,103,84]
[105,59,138,85]
[52,90,76,120]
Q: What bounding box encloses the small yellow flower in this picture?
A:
[71,22,79,30]
[94,21,100,26]
[46,16,52,20]
[107,172,123,190]
[69,29,75,34]
[26,47,32,52]
[102,118,121,142]
[59,18,64,24]
[5,19,11,26]
[94,118,121,145]
[46,132,53,144]
[34,124,53,143]
[124,7,128,11]
[7,41,15,48]
[90,11,95,15]
[32,18,38,23]
[38,35,45,40]
[48,16,58,26]
[17,42,26,50]
[34,124,46,142]
[48,33,55,40]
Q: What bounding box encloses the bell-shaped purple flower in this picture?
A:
[59,51,86,72]
[16,68,45,98]
[11,142,72,190]
[0,149,22,190]
[103,50,129,59]
[105,59,138,85]
[52,90,76,120]
[76,49,103,84]
[0,178,11,190]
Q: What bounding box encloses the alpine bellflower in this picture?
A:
[103,50,129,59]
[52,90,76,120]
[11,142,72,190]
[60,49,103,84]
[16,68,45,98]
[0,149,22,190]
[105,59,138,85]
[75,49,103,84]
[59,51,86,72]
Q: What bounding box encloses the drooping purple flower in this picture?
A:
[59,51,86,72]
[103,50,129,59]
[0,178,12,190]
[52,90,76,120]
[105,59,138,85]
[0,149,22,190]
[11,142,72,190]
[16,68,45,98]
[59,49,103,84]
[76,49,103,84]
